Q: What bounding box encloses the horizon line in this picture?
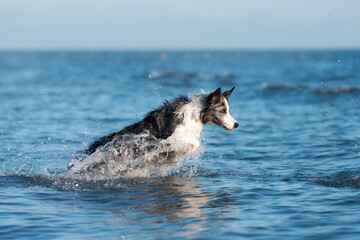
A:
[0,47,360,52]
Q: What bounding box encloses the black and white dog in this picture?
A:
[68,87,238,177]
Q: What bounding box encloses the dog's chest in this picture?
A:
[169,118,204,153]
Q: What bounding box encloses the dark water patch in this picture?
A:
[312,86,360,96]
[262,82,308,92]
[311,170,360,188]
[262,82,360,97]
[313,152,349,159]
[321,74,355,82]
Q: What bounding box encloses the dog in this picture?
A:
[68,87,238,178]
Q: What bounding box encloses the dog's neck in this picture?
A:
[178,113,204,140]
[173,95,205,141]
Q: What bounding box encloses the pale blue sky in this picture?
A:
[1,0,359,50]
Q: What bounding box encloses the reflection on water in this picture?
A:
[0,174,215,237]
[88,177,211,237]
[135,177,211,236]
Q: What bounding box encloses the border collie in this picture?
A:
[68,87,238,177]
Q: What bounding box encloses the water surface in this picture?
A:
[1,51,360,239]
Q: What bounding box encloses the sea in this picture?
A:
[0,50,360,239]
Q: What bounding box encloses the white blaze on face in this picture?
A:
[222,98,238,130]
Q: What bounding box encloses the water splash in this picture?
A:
[1,130,205,190]
[64,132,205,180]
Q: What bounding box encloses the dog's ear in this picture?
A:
[223,87,235,99]
[208,87,222,104]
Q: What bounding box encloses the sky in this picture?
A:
[0,0,359,50]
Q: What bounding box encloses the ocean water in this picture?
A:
[1,50,360,239]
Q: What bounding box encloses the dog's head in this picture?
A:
[202,87,238,130]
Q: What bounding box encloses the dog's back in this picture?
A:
[84,96,190,156]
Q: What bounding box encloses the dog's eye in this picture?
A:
[220,109,226,114]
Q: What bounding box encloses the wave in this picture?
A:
[262,83,360,96]
[134,70,237,82]
[262,83,307,91]
[0,173,164,191]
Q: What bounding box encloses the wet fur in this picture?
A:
[84,87,237,157]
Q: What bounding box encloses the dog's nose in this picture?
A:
[234,122,239,129]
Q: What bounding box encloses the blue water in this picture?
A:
[1,51,360,239]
